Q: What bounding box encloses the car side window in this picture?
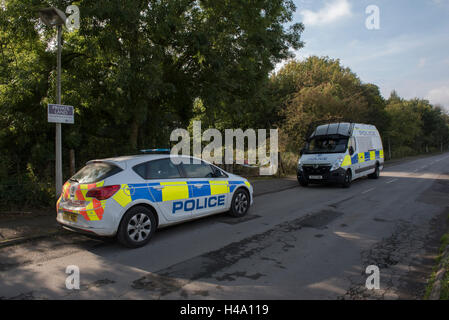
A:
[133,159,182,180]
[211,165,228,178]
[182,162,215,178]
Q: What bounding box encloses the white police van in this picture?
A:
[297,123,384,188]
[56,154,253,248]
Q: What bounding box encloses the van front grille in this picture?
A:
[302,165,331,175]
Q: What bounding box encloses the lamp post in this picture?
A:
[39,8,67,196]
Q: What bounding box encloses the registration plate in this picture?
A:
[309,175,323,180]
[63,212,78,222]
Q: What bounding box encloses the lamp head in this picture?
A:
[39,7,67,26]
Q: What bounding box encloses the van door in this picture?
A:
[349,136,360,177]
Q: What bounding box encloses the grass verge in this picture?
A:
[424,233,449,299]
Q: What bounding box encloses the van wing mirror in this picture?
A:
[300,148,305,156]
[349,146,355,156]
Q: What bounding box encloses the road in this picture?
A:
[1,153,449,300]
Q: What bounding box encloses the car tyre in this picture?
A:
[229,188,250,217]
[117,206,156,248]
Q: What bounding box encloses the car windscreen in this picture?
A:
[304,136,349,154]
[70,162,122,184]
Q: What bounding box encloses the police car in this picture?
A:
[56,154,253,248]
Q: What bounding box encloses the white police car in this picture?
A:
[56,154,253,248]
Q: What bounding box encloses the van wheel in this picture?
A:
[117,206,156,248]
[342,170,352,188]
[298,174,308,187]
[229,189,250,217]
[369,164,380,179]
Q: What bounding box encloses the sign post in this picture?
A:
[48,103,74,196]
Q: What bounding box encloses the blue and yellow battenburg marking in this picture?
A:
[341,149,384,167]
[112,180,250,208]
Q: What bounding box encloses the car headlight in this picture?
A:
[298,160,303,170]
[330,158,344,171]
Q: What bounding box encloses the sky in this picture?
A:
[283,0,449,110]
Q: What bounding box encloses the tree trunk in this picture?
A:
[130,119,139,151]
[388,137,391,160]
[69,149,75,176]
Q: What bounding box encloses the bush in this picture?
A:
[391,146,418,159]
[0,165,55,211]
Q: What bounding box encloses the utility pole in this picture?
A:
[56,24,62,195]
[39,7,67,196]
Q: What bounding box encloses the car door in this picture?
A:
[181,160,229,217]
[140,158,191,222]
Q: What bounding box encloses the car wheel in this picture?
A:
[369,164,380,179]
[117,206,156,248]
[229,188,250,217]
[342,170,352,188]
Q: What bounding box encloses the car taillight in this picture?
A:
[86,185,120,200]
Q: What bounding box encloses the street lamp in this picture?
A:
[39,7,67,196]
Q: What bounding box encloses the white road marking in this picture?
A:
[386,179,398,184]
[362,188,376,194]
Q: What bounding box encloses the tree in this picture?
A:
[277,57,385,151]
[384,100,422,157]
[0,0,303,207]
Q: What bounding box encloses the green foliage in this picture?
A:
[384,96,449,157]
[0,0,303,208]
[274,57,449,156]
[277,57,389,151]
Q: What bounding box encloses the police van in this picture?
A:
[56,154,253,248]
[297,123,384,188]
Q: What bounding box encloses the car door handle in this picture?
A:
[193,184,204,188]
[152,186,165,190]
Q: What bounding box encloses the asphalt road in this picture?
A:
[1,153,449,300]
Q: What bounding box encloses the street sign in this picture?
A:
[48,104,74,124]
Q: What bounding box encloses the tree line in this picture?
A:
[1,0,448,208]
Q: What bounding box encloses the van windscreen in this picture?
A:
[304,136,349,154]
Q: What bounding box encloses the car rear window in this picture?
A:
[70,162,122,184]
